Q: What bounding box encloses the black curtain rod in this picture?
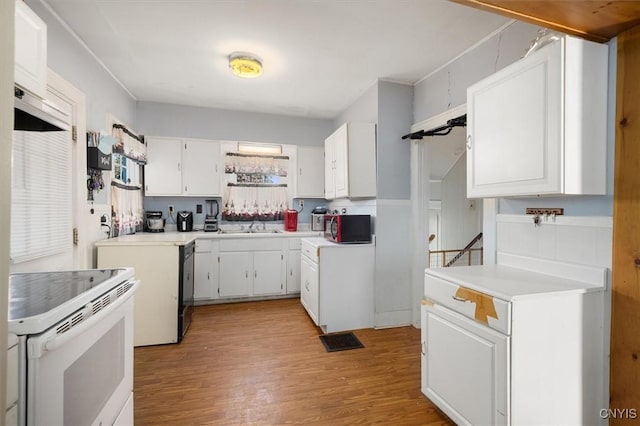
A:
[402,114,467,140]
[113,123,145,144]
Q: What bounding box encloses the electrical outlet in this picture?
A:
[298,200,304,208]
[168,205,174,214]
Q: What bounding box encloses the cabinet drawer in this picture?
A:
[195,239,212,252]
[219,238,282,252]
[288,238,301,250]
[300,240,319,263]
[425,274,511,335]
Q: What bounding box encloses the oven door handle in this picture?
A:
[28,280,140,359]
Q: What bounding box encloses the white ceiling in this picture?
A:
[42,0,509,119]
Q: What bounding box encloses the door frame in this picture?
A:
[409,104,466,326]
[47,69,88,269]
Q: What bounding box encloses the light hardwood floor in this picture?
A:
[134,298,453,425]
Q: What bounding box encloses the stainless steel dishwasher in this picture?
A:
[179,241,195,341]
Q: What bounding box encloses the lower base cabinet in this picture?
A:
[422,270,606,426]
[195,239,219,301]
[195,237,304,302]
[286,238,301,294]
[422,304,508,425]
[219,252,252,297]
[300,239,374,333]
[216,238,286,299]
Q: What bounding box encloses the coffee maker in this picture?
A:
[204,199,219,232]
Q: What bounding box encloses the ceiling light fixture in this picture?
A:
[228,52,263,79]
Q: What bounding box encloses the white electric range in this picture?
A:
[8,268,138,426]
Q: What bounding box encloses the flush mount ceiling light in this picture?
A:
[228,52,263,78]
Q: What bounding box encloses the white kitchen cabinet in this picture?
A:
[324,122,376,200]
[219,252,252,298]
[294,146,325,198]
[466,35,608,197]
[252,251,284,295]
[183,138,221,196]
[145,136,221,196]
[423,263,607,425]
[300,238,374,333]
[423,303,508,426]
[15,0,47,98]
[286,239,301,294]
[194,239,219,301]
[218,238,285,298]
[300,254,319,324]
[145,137,182,195]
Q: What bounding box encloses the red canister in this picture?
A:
[284,210,298,232]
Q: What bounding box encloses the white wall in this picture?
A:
[440,154,481,250]
[25,0,140,267]
[136,101,333,147]
[329,79,415,328]
[27,0,136,129]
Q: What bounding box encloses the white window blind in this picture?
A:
[11,129,73,263]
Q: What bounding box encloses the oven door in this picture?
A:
[25,280,138,426]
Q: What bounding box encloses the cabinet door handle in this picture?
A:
[452,295,467,302]
[207,272,210,280]
[466,135,472,150]
[290,268,293,276]
[254,270,257,279]
[178,162,181,171]
[305,280,310,291]
[245,270,248,278]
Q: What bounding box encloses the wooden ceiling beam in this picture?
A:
[449,0,640,43]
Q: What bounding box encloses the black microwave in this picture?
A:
[324,214,372,243]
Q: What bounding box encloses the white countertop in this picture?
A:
[301,236,376,248]
[95,230,322,246]
[425,263,607,302]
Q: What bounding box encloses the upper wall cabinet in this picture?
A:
[145,137,221,197]
[466,35,608,198]
[15,1,47,99]
[324,122,376,200]
[294,145,324,198]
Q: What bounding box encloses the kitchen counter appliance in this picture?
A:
[284,209,298,232]
[311,207,328,231]
[8,268,138,426]
[324,214,371,243]
[204,200,219,232]
[177,211,193,232]
[144,211,165,232]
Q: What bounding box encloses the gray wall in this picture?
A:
[414,21,540,124]
[332,82,378,128]
[329,79,415,327]
[137,102,333,146]
[377,80,413,200]
[27,0,137,129]
[413,20,615,217]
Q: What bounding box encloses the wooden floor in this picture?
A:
[134,298,453,425]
